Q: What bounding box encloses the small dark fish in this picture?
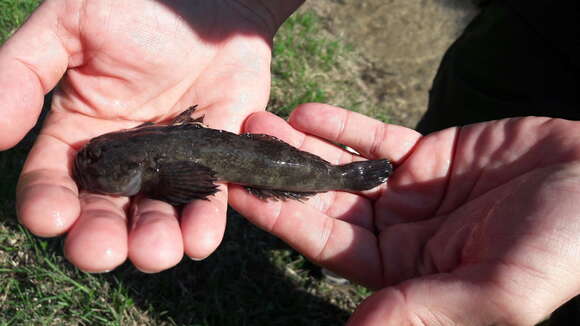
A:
[73,106,393,205]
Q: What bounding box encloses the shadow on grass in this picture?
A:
[0,94,352,325]
[3,92,580,325]
[107,212,351,325]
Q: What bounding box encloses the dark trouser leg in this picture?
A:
[416,1,578,134]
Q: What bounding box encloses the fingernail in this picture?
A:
[188,255,207,261]
[79,268,112,274]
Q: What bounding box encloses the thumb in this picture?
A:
[0,0,70,149]
[347,274,552,326]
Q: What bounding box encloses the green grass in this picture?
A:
[0,0,40,43]
[0,3,568,326]
[1,212,365,325]
[269,11,374,119]
[0,5,373,326]
[1,228,139,325]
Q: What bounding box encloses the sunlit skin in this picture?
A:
[231,104,580,325]
[1,0,303,273]
[3,0,580,324]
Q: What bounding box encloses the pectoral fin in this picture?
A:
[148,161,219,205]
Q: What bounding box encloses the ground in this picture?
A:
[8,1,568,325]
[301,0,478,127]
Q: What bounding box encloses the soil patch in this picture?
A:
[301,0,479,128]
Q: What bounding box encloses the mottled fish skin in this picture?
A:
[73,106,393,205]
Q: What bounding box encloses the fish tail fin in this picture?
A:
[337,159,393,191]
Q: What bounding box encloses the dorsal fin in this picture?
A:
[171,105,207,126]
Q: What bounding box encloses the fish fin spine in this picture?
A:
[171,105,207,127]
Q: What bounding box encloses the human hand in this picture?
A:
[230,103,580,325]
[1,0,302,273]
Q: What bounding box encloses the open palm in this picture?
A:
[0,0,292,272]
[231,103,580,325]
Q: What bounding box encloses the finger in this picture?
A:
[64,193,129,272]
[0,1,71,149]
[373,126,457,226]
[347,275,492,326]
[244,111,384,199]
[180,183,228,260]
[16,135,80,237]
[229,185,383,289]
[304,191,375,231]
[181,37,273,133]
[245,111,361,165]
[128,198,184,273]
[243,111,304,147]
[288,103,422,163]
[348,270,556,326]
[243,111,377,230]
[194,94,267,133]
[287,104,458,226]
[236,110,377,229]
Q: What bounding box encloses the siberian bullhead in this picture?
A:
[73,106,393,205]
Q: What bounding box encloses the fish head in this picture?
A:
[73,137,145,197]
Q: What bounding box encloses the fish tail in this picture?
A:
[337,159,393,191]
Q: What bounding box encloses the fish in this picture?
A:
[73,106,393,206]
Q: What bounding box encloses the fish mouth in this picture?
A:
[72,154,143,197]
[72,156,87,190]
[72,153,103,192]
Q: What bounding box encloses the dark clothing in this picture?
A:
[416,0,578,134]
